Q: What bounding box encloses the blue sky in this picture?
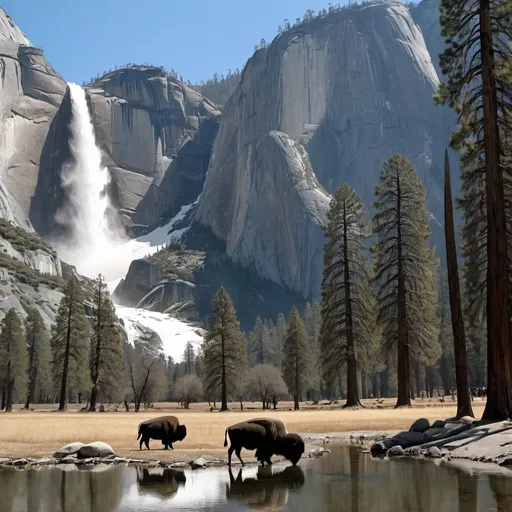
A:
[4,0,417,85]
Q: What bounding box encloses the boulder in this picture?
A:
[409,418,430,433]
[407,446,423,457]
[388,446,406,457]
[426,446,442,458]
[77,442,115,459]
[431,420,446,429]
[53,442,85,459]
[190,457,208,469]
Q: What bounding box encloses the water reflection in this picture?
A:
[136,467,186,497]
[2,446,512,511]
[226,465,305,510]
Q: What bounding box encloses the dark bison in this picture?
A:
[224,417,305,466]
[137,415,187,450]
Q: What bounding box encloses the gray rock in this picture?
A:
[31,66,220,237]
[195,1,452,298]
[190,457,208,469]
[0,9,66,229]
[197,130,330,299]
[408,446,422,457]
[53,442,85,459]
[34,457,56,465]
[12,459,29,466]
[426,447,442,458]
[0,458,11,465]
[308,447,331,458]
[409,418,430,433]
[388,446,406,457]
[59,456,78,464]
[77,442,115,459]
[431,420,447,429]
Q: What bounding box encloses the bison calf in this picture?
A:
[137,415,187,450]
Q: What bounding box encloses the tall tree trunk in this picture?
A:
[438,355,452,396]
[220,333,228,411]
[396,177,411,407]
[59,301,73,411]
[372,374,380,399]
[294,349,300,410]
[479,0,512,421]
[0,385,5,410]
[89,283,104,412]
[25,329,36,410]
[5,323,13,412]
[343,202,362,407]
[445,150,475,419]
[413,360,421,399]
[380,369,389,398]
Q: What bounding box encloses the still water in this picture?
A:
[1,446,512,512]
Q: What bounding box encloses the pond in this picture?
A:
[1,446,512,511]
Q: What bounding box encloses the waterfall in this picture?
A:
[53,82,123,280]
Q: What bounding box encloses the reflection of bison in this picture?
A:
[137,415,187,450]
[224,418,305,466]
[136,467,186,497]
[226,465,305,511]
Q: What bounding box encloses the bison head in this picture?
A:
[275,434,305,465]
[176,424,187,441]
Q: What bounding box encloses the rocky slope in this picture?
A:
[30,66,221,237]
[196,0,451,298]
[0,8,66,230]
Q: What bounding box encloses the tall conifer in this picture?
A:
[373,153,439,408]
[320,183,373,407]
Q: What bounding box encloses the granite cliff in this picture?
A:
[0,8,66,230]
[196,0,451,298]
[0,1,455,327]
[30,66,221,237]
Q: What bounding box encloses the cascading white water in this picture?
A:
[52,83,203,360]
[53,82,123,280]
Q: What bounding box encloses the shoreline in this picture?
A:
[2,429,512,477]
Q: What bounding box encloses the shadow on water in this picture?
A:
[3,446,512,511]
[226,465,305,511]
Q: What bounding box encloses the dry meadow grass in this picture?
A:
[0,398,486,461]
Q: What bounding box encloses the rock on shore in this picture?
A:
[371,416,512,467]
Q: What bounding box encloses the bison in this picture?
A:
[137,415,187,450]
[224,417,305,466]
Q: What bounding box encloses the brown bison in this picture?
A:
[224,417,305,466]
[137,415,187,450]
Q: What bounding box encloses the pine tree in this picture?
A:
[88,274,123,411]
[437,0,512,420]
[24,309,51,408]
[202,287,248,411]
[51,277,90,411]
[303,300,322,399]
[247,316,271,366]
[320,183,374,407]
[282,307,309,410]
[373,153,439,408]
[444,151,474,418]
[271,313,287,370]
[183,342,195,375]
[438,271,455,396]
[0,309,27,411]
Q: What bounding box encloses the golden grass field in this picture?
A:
[0,398,486,462]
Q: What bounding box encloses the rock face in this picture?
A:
[30,66,221,237]
[197,129,330,298]
[0,8,66,230]
[196,1,451,298]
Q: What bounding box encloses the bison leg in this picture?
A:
[228,445,234,466]
[144,437,150,450]
[235,447,244,467]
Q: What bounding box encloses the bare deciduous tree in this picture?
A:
[246,364,288,410]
